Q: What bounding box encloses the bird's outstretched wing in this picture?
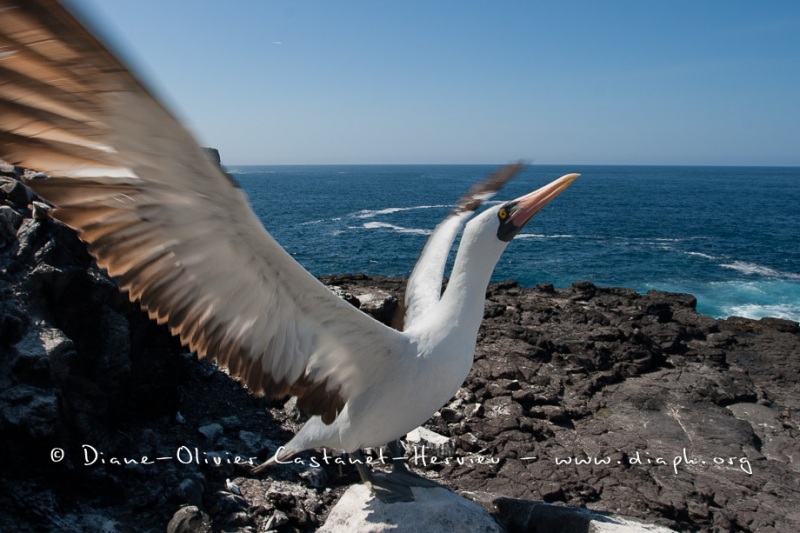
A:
[402,163,524,329]
[0,0,410,423]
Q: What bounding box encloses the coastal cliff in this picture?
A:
[1,165,798,531]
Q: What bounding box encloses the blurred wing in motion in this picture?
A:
[0,0,410,424]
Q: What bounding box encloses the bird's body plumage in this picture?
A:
[283,206,508,456]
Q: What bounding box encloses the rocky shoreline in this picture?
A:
[2,166,799,531]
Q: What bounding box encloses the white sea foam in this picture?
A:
[362,221,431,236]
[700,279,800,321]
[227,169,275,175]
[355,205,450,219]
[722,303,800,321]
[515,233,575,239]
[301,216,343,226]
[721,261,800,280]
[685,251,716,260]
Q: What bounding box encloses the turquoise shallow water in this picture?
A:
[228,164,800,322]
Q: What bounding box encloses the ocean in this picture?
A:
[227,164,800,322]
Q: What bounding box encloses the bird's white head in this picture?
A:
[432,172,580,344]
[443,172,581,312]
[463,172,580,253]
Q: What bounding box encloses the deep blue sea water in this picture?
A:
[227,165,800,322]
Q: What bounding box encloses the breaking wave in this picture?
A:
[722,303,800,321]
[515,233,575,239]
[720,261,800,280]
[355,205,450,219]
[685,251,716,260]
[362,221,432,236]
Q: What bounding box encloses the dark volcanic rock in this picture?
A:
[325,276,800,532]
[1,169,799,531]
[202,147,222,167]
[0,170,349,532]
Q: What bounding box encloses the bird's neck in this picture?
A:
[436,233,501,338]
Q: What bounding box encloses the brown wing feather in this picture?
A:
[2,0,409,424]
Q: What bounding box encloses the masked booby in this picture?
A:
[0,0,579,501]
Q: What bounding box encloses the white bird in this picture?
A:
[0,0,578,501]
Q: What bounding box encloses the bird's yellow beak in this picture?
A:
[508,173,580,228]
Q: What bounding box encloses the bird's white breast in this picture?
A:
[336,317,477,450]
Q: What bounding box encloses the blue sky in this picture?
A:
[72,0,799,166]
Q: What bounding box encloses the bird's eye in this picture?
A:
[498,208,508,220]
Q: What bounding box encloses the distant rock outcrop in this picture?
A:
[1,165,798,532]
[202,147,222,167]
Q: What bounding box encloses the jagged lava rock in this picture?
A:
[329,275,800,532]
[1,166,343,531]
